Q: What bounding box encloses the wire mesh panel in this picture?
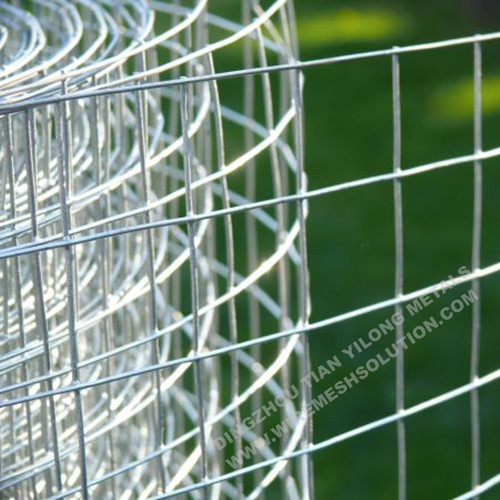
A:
[0,1,312,498]
[1,1,500,500]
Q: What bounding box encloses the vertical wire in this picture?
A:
[254,19,292,337]
[199,6,222,485]
[32,108,54,497]
[0,119,7,212]
[0,116,6,480]
[180,80,209,499]
[205,53,244,498]
[278,7,298,494]
[392,52,406,500]
[66,74,81,322]
[89,74,117,499]
[26,107,51,498]
[5,113,22,499]
[56,78,89,500]
[40,69,51,182]
[285,0,300,65]
[242,1,264,489]
[115,67,133,299]
[21,108,63,495]
[470,39,483,499]
[135,69,167,494]
[27,101,53,497]
[13,112,38,500]
[254,20,294,490]
[167,0,185,464]
[100,71,123,496]
[293,68,315,500]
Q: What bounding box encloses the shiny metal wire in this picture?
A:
[0,1,310,499]
[2,1,500,500]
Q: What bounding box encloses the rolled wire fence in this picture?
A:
[0,1,498,499]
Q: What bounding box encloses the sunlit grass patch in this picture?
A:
[431,74,500,121]
[297,7,408,48]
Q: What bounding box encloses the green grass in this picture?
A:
[294,1,500,498]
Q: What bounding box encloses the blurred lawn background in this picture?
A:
[293,1,500,498]
[206,0,500,497]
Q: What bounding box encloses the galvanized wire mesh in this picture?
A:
[0,1,313,498]
[1,1,500,499]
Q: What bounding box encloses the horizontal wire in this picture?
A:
[2,260,500,408]
[144,366,500,499]
[1,31,500,115]
[2,143,499,261]
[453,471,500,500]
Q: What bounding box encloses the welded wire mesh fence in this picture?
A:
[0,1,499,499]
